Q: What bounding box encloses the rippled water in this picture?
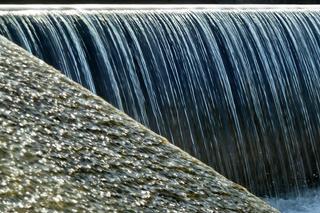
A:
[266,188,320,213]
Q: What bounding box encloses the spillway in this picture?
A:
[0,6,319,200]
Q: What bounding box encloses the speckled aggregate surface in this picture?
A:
[0,37,278,212]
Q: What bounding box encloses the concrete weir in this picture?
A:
[0,36,277,212]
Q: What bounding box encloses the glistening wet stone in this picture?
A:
[0,36,278,212]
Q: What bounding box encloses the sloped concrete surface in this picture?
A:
[0,36,278,212]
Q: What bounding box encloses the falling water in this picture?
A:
[0,6,320,198]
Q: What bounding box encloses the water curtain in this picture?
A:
[1,7,319,196]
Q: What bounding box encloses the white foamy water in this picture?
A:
[266,188,320,213]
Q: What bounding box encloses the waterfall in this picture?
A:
[1,6,320,196]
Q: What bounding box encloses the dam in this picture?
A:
[0,5,319,211]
